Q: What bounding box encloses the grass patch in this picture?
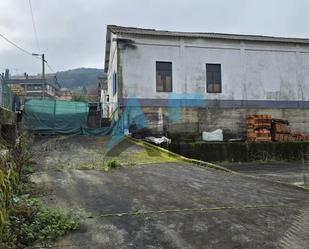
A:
[0,196,82,249]
[0,133,82,248]
[116,148,181,166]
[107,159,122,169]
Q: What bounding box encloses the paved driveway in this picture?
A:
[32,162,309,249]
[220,162,309,186]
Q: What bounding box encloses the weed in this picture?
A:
[8,134,33,180]
[0,196,82,248]
[107,159,122,169]
[0,132,81,248]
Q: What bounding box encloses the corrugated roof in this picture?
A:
[107,25,309,44]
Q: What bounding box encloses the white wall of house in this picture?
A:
[107,32,119,114]
[108,33,309,101]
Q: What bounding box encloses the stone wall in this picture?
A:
[125,106,309,139]
[0,106,17,144]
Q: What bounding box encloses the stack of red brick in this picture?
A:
[272,119,309,141]
[246,115,309,142]
[246,115,272,142]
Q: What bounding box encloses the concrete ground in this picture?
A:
[30,136,309,249]
[220,162,309,186]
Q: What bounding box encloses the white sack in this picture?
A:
[202,129,223,141]
[145,136,171,145]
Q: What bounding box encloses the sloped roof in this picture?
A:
[107,25,309,44]
[105,25,309,72]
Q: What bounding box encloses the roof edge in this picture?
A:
[107,25,309,44]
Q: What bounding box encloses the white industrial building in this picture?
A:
[104,25,309,137]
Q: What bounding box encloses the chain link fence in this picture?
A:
[0,79,15,111]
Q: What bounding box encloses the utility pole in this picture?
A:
[32,53,46,99]
[42,53,45,99]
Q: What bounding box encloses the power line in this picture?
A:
[28,0,40,51]
[46,61,55,73]
[0,33,57,73]
[0,33,36,57]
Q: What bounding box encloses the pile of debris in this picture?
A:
[246,115,309,142]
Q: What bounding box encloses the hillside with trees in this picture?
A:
[56,68,105,91]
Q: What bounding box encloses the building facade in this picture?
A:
[104,25,309,137]
[57,88,73,101]
[2,69,60,99]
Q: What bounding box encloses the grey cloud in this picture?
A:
[1,0,309,74]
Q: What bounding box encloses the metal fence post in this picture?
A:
[0,79,3,108]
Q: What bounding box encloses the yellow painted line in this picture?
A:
[99,204,286,218]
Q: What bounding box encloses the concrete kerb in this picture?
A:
[125,136,309,193]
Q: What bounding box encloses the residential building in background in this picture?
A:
[57,88,73,101]
[104,25,309,137]
[97,74,109,118]
[2,69,60,99]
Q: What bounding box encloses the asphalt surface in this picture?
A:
[31,162,309,249]
[220,162,309,186]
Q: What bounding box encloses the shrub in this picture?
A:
[9,134,33,179]
[0,164,19,233]
[107,159,122,169]
[0,197,81,248]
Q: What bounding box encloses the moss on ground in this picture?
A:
[116,149,180,166]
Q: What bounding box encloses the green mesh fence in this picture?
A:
[23,99,89,134]
[1,82,15,111]
[23,99,115,135]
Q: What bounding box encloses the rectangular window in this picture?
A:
[206,64,222,93]
[112,72,117,95]
[27,84,43,91]
[156,62,172,92]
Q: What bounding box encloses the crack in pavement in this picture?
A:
[97,203,293,218]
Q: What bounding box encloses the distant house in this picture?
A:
[2,69,60,99]
[57,88,73,101]
[97,74,109,117]
[104,25,309,136]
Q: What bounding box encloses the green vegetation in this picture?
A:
[167,141,309,162]
[117,149,180,166]
[76,159,121,171]
[56,68,104,90]
[0,196,81,248]
[71,94,87,102]
[107,159,122,169]
[9,135,33,178]
[0,133,82,248]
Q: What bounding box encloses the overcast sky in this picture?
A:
[1,0,309,75]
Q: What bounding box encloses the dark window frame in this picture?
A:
[156,61,173,93]
[206,64,222,93]
[112,72,117,96]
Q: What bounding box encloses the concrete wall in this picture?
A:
[115,34,309,101]
[125,106,309,138]
[107,32,119,115]
[106,32,309,135]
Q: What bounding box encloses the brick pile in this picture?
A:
[246,115,272,142]
[246,115,309,142]
[272,119,309,141]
